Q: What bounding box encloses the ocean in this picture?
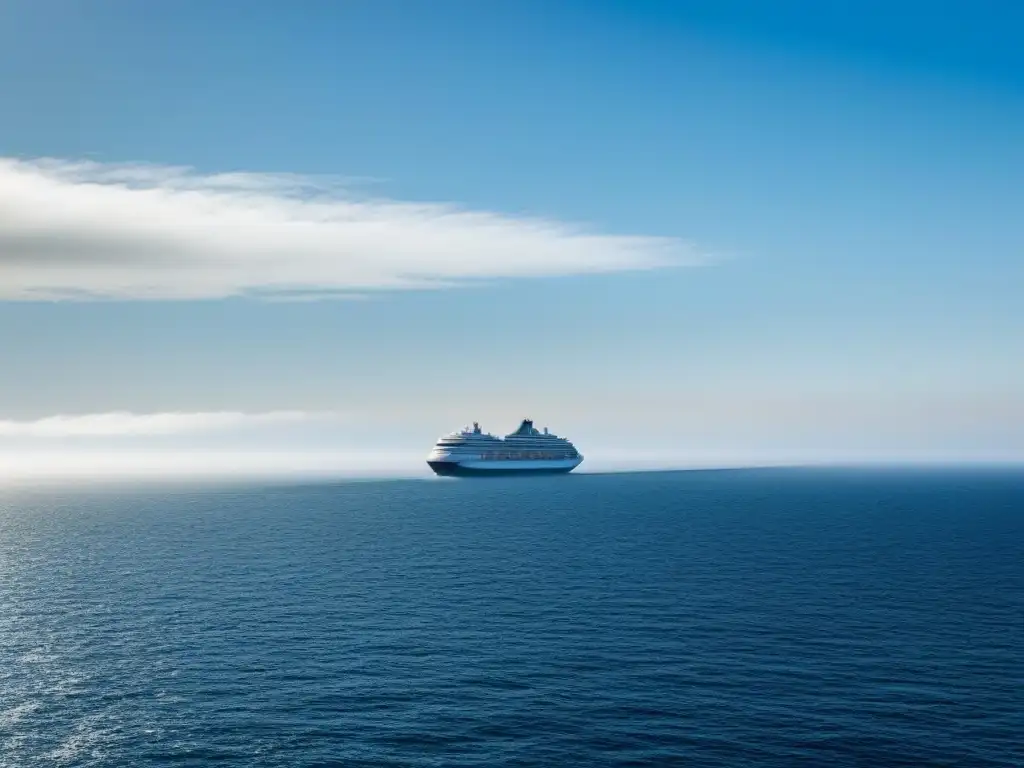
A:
[0,468,1021,766]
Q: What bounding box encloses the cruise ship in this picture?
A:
[427,419,584,476]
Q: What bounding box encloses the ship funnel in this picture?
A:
[514,419,534,436]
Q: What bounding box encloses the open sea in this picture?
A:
[0,468,1021,767]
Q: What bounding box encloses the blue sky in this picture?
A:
[1,0,1022,476]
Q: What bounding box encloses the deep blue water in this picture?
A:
[0,468,1021,767]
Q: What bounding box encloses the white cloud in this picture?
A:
[0,449,426,481]
[0,157,701,301]
[0,410,342,437]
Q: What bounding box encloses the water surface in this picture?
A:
[1,468,1021,766]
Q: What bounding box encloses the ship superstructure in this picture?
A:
[427,419,583,476]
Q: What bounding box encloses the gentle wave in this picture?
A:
[0,469,1021,766]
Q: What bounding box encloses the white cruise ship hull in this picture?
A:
[427,419,583,477]
[428,457,582,477]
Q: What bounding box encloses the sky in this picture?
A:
[1,0,1022,478]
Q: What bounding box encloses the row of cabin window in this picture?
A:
[481,451,576,460]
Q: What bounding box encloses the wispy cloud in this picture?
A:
[0,411,342,438]
[0,450,424,481]
[0,157,702,301]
